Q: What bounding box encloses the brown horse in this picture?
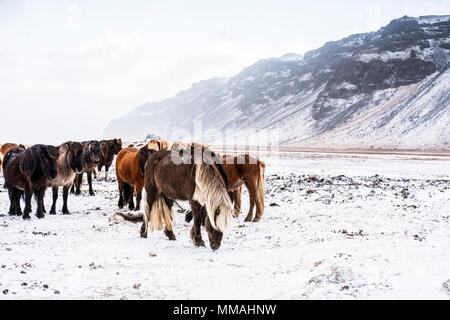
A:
[1,143,27,175]
[2,145,59,219]
[141,144,233,250]
[115,146,155,211]
[1,143,26,175]
[1,143,25,156]
[223,154,266,222]
[97,138,122,181]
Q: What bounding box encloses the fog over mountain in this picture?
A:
[104,15,450,150]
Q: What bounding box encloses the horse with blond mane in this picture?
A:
[141,143,233,250]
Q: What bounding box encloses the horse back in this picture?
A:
[146,150,196,201]
[116,147,143,186]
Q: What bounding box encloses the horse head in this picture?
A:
[112,138,123,154]
[88,141,101,165]
[67,141,84,174]
[192,145,233,250]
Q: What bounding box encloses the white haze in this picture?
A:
[0,0,448,144]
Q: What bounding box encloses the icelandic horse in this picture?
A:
[223,154,266,222]
[141,144,233,250]
[97,138,123,181]
[115,146,155,211]
[2,145,59,219]
[1,143,26,175]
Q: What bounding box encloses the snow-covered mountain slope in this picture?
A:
[103,15,450,150]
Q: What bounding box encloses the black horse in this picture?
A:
[2,145,59,219]
[71,140,101,196]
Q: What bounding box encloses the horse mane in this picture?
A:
[20,145,43,177]
[192,161,233,232]
[137,147,156,175]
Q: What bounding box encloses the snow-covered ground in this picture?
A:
[0,152,449,299]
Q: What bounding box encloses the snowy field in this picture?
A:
[0,152,449,300]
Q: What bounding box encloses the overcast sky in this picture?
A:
[0,0,448,144]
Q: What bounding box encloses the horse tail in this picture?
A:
[123,183,132,203]
[148,192,174,232]
[255,160,266,216]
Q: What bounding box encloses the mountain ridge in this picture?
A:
[103,15,450,150]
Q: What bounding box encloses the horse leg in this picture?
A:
[50,186,58,214]
[244,197,255,222]
[190,201,205,247]
[35,188,46,219]
[117,179,124,209]
[163,197,176,240]
[134,185,143,211]
[14,189,23,216]
[7,187,15,216]
[128,186,135,211]
[23,185,32,220]
[75,174,82,196]
[104,165,110,182]
[250,182,264,222]
[87,171,95,196]
[62,186,70,214]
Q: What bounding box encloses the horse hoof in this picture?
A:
[89,192,95,196]
[194,240,205,247]
[164,229,176,240]
[252,217,261,222]
[244,217,253,222]
[36,213,45,219]
[140,232,147,238]
[49,210,56,215]
[22,215,31,220]
[62,210,70,215]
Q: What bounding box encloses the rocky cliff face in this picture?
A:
[103,15,450,150]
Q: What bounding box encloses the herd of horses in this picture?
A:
[0,139,266,250]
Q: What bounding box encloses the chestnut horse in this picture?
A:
[223,154,266,222]
[185,153,266,223]
[141,144,233,250]
[115,146,155,211]
[97,138,122,181]
[2,145,59,219]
